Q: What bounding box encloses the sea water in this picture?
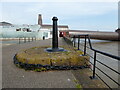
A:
[75,38,119,88]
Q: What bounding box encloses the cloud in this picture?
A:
[26,2,117,19]
[0,2,118,31]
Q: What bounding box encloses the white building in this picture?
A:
[38,14,69,38]
[0,14,69,39]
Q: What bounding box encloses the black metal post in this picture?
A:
[32,37,33,41]
[28,37,30,42]
[46,17,65,52]
[93,51,96,78]
[19,38,20,44]
[90,51,97,79]
[43,36,45,40]
[24,37,26,43]
[73,36,76,47]
[78,37,80,50]
[84,35,86,55]
[52,17,58,49]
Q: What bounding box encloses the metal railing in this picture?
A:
[18,37,37,44]
[68,34,120,89]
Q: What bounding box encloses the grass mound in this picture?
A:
[15,46,90,71]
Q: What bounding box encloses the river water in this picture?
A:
[1,39,120,88]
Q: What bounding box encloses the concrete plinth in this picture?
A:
[15,46,89,69]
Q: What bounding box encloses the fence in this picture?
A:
[18,37,37,44]
[65,34,120,89]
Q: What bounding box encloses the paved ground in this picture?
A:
[2,38,107,89]
[2,38,77,88]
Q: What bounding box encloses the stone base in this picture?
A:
[46,47,67,52]
[15,46,90,69]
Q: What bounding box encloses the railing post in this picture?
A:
[90,51,97,79]
[93,51,96,78]
[84,35,86,55]
[28,37,30,42]
[78,36,80,50]
[73,36,76,47]
[19,38,20,44]
[24,37,26,43]
[32,37,33,41]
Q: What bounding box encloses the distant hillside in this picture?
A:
[0,22,12,26]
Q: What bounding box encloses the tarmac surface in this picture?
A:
[2,38,107,89]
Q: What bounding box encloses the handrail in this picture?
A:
[74,39,120,75]
[67,34,120,89]
[92,48,120,60]
[70,34,120,60]
[18,37,36,44]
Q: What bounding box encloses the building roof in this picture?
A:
[0,22,12,26]
[41,24,69,29]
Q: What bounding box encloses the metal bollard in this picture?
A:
[52,17,58,50]
[46,17,65,52]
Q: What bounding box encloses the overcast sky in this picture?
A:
[0,0,119,31]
